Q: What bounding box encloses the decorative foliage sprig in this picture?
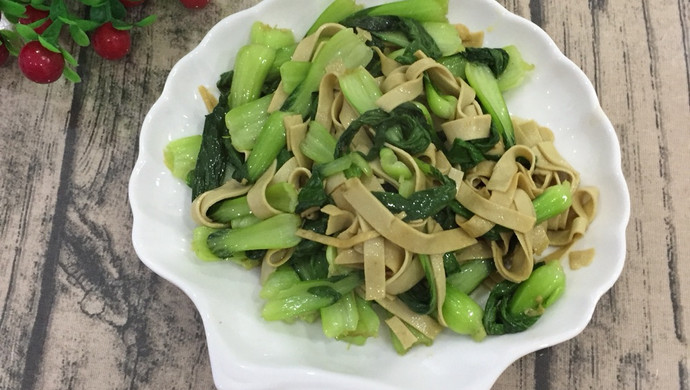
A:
[0,0,161,83]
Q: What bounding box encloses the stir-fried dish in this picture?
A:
[163,0,598,354]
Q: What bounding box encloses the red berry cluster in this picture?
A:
[0,0,211,84]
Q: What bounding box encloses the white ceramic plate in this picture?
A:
[129,0,630,388]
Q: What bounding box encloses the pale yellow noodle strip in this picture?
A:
[190,179,251,228]
[456,182,535,233]
[455,24,484,47]
[260,259,277,285]
[385,316,418,350]
[272,156,298,184]
[342,178,477,254]
[363,236,386,300]
[384,240,405,273]
[385,250,424,295]
[247,160,282,219]
[264,247,295,268]
[441,114,492,144]
[284,115,311,169]
[316,72,340,130]
[375,295,443,339]
[455,241,493,262]
[334,248,363,265]
[486,145,535,193]
[268,82,288,113]
[569,248,595,270]
[373,46,401,77]
[430,253,448,326]
[376,76,423,112]
[459,215,495,238]
[322,204,356,235]
[198,85,218,113]
[295,228,380,249]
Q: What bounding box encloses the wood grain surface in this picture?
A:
[0,0,688,389]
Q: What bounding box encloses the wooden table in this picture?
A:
[1,0,688,388]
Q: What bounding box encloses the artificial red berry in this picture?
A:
[0,40,10,66]
[18,6,52,35]
[179,0,210,9]
[18,41,64,84]
[91,22,131,60]
[119,0,145,7]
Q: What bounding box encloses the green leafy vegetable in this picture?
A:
[334,102,432,160]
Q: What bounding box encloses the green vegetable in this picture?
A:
[465,59,515,149]
[295,169,331,213]
[250,21,295,49]
[336,295,380,345]
[338,65,383,114]
[442,283,486,341]
[190,73,245,200]
[389,318,433,355]
[421,21,464,56]
[379,147,413,197]
[279,60,311,94]
[245,111,289,182]
[163,135,201,182]
[191,226,223,262]
[446,258,495,294]
[230,214,262,229]
[483,261,566,335]
[423,73,457,119]
[289,215,330,280]
[207,213,302,258]
[267,44,298,80]
[444,122,500,171]
[341,15,441,64]
[229,44,276,109]
[305,0,363,36]
[261,272,362,321]
[225,93,273,151]
[320,290,359,338]
[508,260,566,316]
[497,45,534,91]
[372,160,455,221]
[207,196,251,223]
[350,0,449,23]
[319,154,355,177]
[265,182,298,213]
[398,254,437,314]
[281,28,373,117]
[462,47,510,77]
[533,181,572,224]
[300,121,337,164]
[335,102,432,160]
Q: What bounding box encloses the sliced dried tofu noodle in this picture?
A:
[246,160,282,219]
[363,236,386,300]
[191,179,251,228]
[375,295,443,339]
[284,115,311,169]
[385,249,424,295]
[455,241,493,262]
[264,247,295,268]
[429,253,448,326]
[296,228,380,249]
[441,114,492,144]
[569,248,595,270]
[315,72,340,130]
[341,178,477,254]
[455,23,484,47]
[385,316,418,350]
[456,181,536,234]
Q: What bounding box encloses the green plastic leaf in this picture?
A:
[109,0,127,20]
[69,24,89,46]
[38,35,60,53]
[110,19,133,30]
[0,0,27,18]
[74,19,102,32]
[60,47,78,66]
[62,66,81,83]
[135,14,157,27]
[14,23,39,41]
